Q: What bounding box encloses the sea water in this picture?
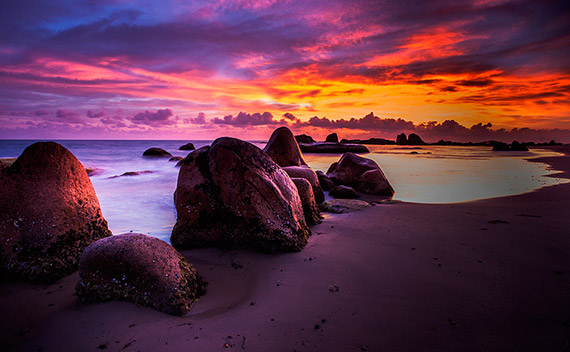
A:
[1,140,566,242]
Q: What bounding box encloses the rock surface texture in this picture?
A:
[329,185,360,199]
[292,178,321,225]
[327,152,394,196]
[282,166,325,203]
[172,138,311,252]
[76,233,205,316]
[0,142,112,283]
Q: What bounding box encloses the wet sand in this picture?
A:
[1,147,569,352]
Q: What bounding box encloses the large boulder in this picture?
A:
[263,127,308,167]
[326,133,339,143]
[172,138,311,252]
[142,148,172,158]
[326,152,394,196]
[0,142,112,283]
[292,178,321,225]
[76,233,205,316]
[282,165,325,203]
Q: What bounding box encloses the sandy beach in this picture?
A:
[2,146,569,352]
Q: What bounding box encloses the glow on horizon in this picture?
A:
[0,0,569,142]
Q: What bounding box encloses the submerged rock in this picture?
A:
[292,178,321,225]
[263,127,308,167]
[0,142,112,283]
[108,170,154,179]
[76,233,205,316]
[327,152,394,196]
[142,148,173,158]
[179,143,195,151]
[169,156,184,162]
[282,165,325,203]
[172,137,311,252]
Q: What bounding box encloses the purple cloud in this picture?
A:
[129,108,176,127]
[212,111,280,126]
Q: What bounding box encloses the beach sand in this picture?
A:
[2,147,569,352]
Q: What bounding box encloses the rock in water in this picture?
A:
[396,133,408,145]
[329,185,360,199]
[316,171,335,191]
[76,233,205,316]
[295,134,315,144]
[292,178,321,225]
[179,143,195,151]
[327,152,394,196]
[172,137,311,252]
[326,133,339,143]
[142,147,173,158]
[263,127,308,167]
[407,133,426,145]
[0,142,112,283]
[282,166,325,203]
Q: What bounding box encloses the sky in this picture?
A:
[1,0,569,142]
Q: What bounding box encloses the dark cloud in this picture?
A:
[212,111,280,126]
[129,108,175,127]
[87,110,106,118]
[456,79,494,87]
[56,109,80,121]
[297,112,415,132]
[283,112,297,121]
[186,112,207,124]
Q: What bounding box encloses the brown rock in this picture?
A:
[282,165,325,203]
[172,138,311,252]
[316,171,335,191]
[295,134,315,144]
[179,143,195,151]
[396,133,408,145]
[329,185,360,199]
[263,127,308,167]
[292,178,321,225]
[326,152,394,196]
[407,133,425,145]
[326,133,339,143]
[0,142,112,283]
[142,148,172,158]
[76,233,205,316]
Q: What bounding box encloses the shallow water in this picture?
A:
[1,140,566,242]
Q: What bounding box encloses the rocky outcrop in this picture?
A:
[326,133,339,143]
[299,143,369,154]
[295,134,316,144]
[492,141,529,151]
[179,143,195,151]
[171,138,311,253]
[320,199,371,213]
[263,127,308,167]
[142,148,173,158]
[282,166,325,203]
[0,142,112,283]
[76,233,205,316]
[316,171,335,191]
[407,133,426,145]
[292,178,321,225]
[329,185,360,199]
[396,133,408,145]
[327,152,394,196]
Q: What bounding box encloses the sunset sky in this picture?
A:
[1,0,569,142]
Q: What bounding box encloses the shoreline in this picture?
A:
[1,147,570,351]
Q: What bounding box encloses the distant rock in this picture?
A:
[341,138,395,145]
[295,134,316,144]
[396,133,408,145]
[326,152,394,196]
[320,199,371,213]
[292,178,321,225]
[0,142,112,283]
[169,156,184,162]
[264,127,308,167]
[329,185,360,199]
[172,138,311,253]
[407,133,426,145]
[316,171,335,191]
[282,165,325,203]
[179,143,195,151]
[492,141,529,151]
[142,148,173,158]
[108,170,154,179]
[76,233,205,316]
[299,142,369,154]
[326,133,339,143]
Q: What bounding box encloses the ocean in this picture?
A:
[1,140,566,242]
